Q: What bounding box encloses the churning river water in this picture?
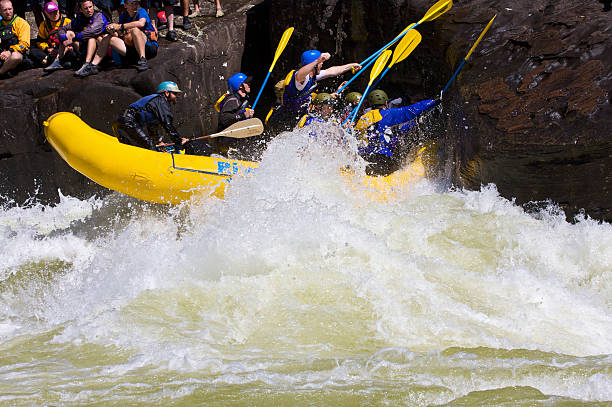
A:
[1,126,611,406]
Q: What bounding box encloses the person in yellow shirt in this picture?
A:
[30,2,72,67]
[0,0,30,77]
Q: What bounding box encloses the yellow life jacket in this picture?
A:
[276,69,295,105]
[355,109,383,131]
[297,114,309,128]
[354,109,383,146]
[214,92,229,112]
[265,107,275,125]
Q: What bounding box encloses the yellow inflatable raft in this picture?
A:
[44,112,431,204]
[43,112,258,204]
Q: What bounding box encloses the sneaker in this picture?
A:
[74,62,99,77]
[44,58,64,72]
[182,16,191,30]
[136,57,148,72]
[215,8,224,17]
[188,9,199,18]
[157,22,168,31]
[165,30,177,42]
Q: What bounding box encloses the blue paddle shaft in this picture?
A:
[442,59,466,95]
[360,23,417,67]
[252,71,272,111]
[337,23,418,95]
[341,66,390,125]
[349,83,372,126]
[370,66,390,93]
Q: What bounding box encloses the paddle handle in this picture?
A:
[251,70,272,111]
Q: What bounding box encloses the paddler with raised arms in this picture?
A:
[267,50,361,131]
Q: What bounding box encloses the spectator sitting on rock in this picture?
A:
[85,0,157,74]
[44,0,108,76]
[148,0,178,41]
[0,0,30,78]
[30,2,74,68]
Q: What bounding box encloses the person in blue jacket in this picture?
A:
[113,81,192,151]
[354,89,439,175]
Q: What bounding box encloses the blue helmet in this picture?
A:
[157,81,183,93]
[228,73,250,92]
[301,50,321,66]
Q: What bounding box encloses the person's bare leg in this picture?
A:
[84,37,98,63]
[180,0,190,29]
[149,6,158,30]
[131,29,147,58]
[111,36,127,55]
[91,35,113,65]
[189,0,199,16]
[165,5,174,31]
[0,52,22,74]
[215,0,223,17]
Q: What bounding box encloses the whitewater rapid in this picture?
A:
[1,127,611,405]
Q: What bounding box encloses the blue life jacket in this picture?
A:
[129,94,162,125]
[356,99,436,156]
[282,71,317,115]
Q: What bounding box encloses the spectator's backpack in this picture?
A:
[0,21,19,51]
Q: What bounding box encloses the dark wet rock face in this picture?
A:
[1,0,611,221]
[438,0,612,221]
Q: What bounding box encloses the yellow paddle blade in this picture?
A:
[390,29,421,67]
[465,14,496,60]
[369,50,392,85]
[419,0,452,24]
[398,23,416,37]
[269,27,294,72]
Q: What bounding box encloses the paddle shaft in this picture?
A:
[441,14,496,95]
[190,119,264,141]
[251,70,271,111]
[341,68,389,126]
[251,27,294,111]
[336,23,420,95]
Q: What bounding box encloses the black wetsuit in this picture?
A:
[113,93,183,150]
[216,92,250,154]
